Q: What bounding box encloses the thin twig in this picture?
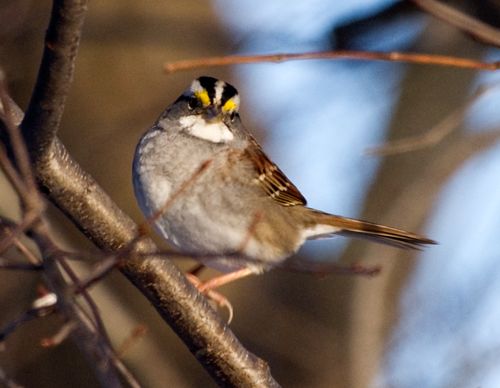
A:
[116,324,148,357]
[366,82,500,156]
[236,211,263,253]
[138,159,213,235]
[73,254,121,294]
[0,141,29,197]
[0,366,23,388]
[0,305,52,342]
[40,321,77,347]
[164,51,500,74]
[32,226,125,388]
[0,77,39,198]
[13,238,41,265]
[412,0,500,47]
[0,258,42,271]
[0,217,42,266]
[70,292,144,388]
[134,249,382,278]
[0,214,42,255]
[283,261,381,277]
[57,256,114,346]
[0,81,45,254]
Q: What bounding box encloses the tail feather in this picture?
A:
[305,210,436,250]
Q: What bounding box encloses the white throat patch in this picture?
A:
[179,115,234,143]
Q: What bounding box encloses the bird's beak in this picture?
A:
[204,106,222,123]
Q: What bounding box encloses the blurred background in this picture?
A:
[1,0,500,387]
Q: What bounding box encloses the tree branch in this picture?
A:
[13,1,278,386]
[412,0,500,47]
[164,50,500,74]
[21,0,88,164]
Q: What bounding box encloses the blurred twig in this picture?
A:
[412,0,500,47]
[366,82,500,156]
[164,50,500,74]
[0,366,23,388]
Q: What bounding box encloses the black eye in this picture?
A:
[188,96,200,110]
[230,112,237,122]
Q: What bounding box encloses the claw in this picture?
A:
[185,273,234,323]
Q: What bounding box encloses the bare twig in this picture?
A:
[56,256,114,347]
[73,254,121,294]
[283,260,381,277]
[40,321,77,347]
[31,226,125,388]
[412,0,500,47]
[236,211,263,253]
[164,51,500,74]
[0,258,42,271]
[0,366,23,388]
[0,216,41,256]
[116,324,148,357]
[13,238,41,265]
[68,282,144,388]
[0,306,50,342]
[0,80,45,254]
[366,82,500,156]
[138,159,213,235]
[0,78,38,198]
[0,217,42,266]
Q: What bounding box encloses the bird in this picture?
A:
[132,76,435,293]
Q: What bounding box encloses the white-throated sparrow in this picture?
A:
[133,76,434,289]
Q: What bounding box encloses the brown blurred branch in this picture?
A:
[164,50,500,73]
[412,0,500,47]
[6,0,279,387]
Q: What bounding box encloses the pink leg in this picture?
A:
[187,263,205,277]
[185,267,257,323]
[185,273,235,323]
[197,267,256,292]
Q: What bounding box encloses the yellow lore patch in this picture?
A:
[222,98,237,113]
[194,89,210,107]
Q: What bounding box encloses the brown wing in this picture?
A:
[245,140,307,207]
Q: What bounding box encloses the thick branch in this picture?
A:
[15,0,278,386]
[21,0,88,164]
